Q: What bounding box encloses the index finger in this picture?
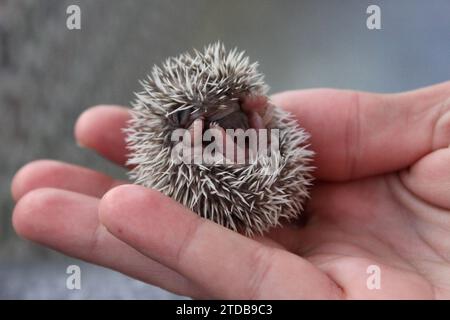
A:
[75,105,131,167]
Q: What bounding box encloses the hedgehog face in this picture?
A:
[126,42,314,236]
[172,94,276,165]
[196,101,250,130]
[175,100,250,130]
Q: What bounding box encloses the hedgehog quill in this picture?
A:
[125,42,314,236]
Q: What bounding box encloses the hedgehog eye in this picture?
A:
[177,109,191,128]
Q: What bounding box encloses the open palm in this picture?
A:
[11,82,450,299]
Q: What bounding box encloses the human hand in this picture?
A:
[11,81,450,299]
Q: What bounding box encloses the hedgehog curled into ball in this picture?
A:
[125,42,314,236]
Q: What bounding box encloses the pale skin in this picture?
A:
[11,81,450,299]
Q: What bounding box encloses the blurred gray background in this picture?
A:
[0,0,449,299]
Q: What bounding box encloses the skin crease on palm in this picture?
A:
[10,81,450,299]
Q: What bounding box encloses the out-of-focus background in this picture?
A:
[0,0,449,299]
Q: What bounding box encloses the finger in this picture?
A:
[11,160,126,201]
[272,81,450,181]
[391,81,450,114]
[74,105,130,167]
[12,188,202,297]
[99,185,343,299]
[399,147,450,209]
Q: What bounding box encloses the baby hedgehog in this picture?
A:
[125,42,313,236]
